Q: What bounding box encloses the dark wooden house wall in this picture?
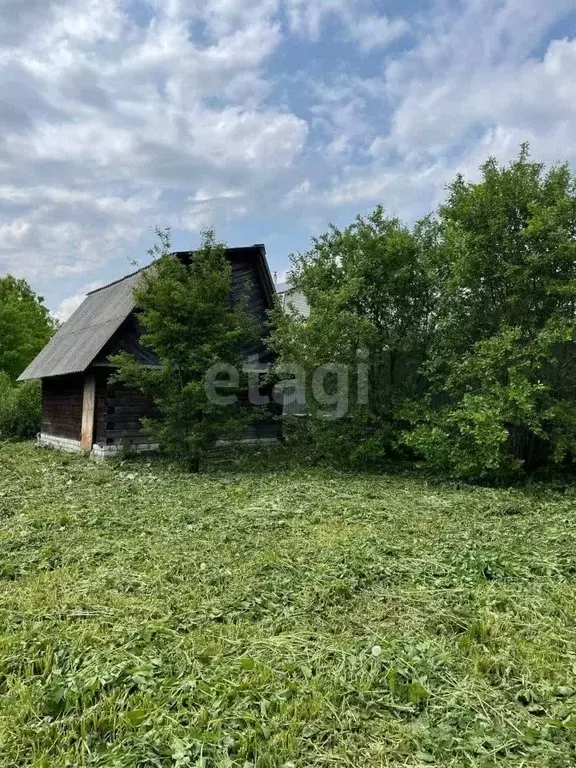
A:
[93,376,280,447]
[93,373,157,448]
[92,314,159,369]
[87,251,278,448]
[42,374,84,440]
[229,252,272,361]
[93,250,274,375]
[94,370,109,445]
[230,255,267,321]
[103,380,157,447]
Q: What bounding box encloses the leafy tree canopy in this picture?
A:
[269,206,434,466]
[273,146,576,478]
[112,228,259,471]
[409,145,576,477]
[0,276,56,380]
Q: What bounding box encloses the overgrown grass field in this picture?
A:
[1,443,575,767]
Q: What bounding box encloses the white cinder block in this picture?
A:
[91,443,160,459]
[37,434,160,459]
[37,434,83,453]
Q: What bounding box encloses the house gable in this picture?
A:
[19,245,275,380]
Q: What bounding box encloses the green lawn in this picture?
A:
[1,443,575,767]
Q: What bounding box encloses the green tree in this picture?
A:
[0,276,55,380]
[269,206,434,467]
[0,372,42,440]
[112,228,258,471]
[406,146,576,477]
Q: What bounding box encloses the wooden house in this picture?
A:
[18,245,279,457]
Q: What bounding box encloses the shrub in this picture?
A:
[282,408,398,470]
[406,148,576,478]
[272,147,576,479]
[269,207,432,470]
[0,276,55,380]
[0,373,41,440]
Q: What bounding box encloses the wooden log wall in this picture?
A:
[94,370,108,445]
[101,379,157,446]
[230,259,267,325]
[99,376,280,446]
[89,251,275,449]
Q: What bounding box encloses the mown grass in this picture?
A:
[0,442,575,767]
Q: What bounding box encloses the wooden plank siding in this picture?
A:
[42,374,84,440]
[92,314,159,369]
[96,376,280,447]
[229,256,272,365]
[230,258,268,326]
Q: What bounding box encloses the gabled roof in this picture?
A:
[18,270,143,381]
[19,245,275,381]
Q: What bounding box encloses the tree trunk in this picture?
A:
[187,454,200,473]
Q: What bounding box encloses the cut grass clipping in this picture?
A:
[0,442,575,767]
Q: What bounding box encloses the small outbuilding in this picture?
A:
[19,245,280,456]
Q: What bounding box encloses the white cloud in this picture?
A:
[0,0,575,313]
[56,281,104,322]
[285,0,349,40]
[285,0,408,49]
[0,218,33,250]
[0,182,162,278]
[347,14,409,51]
[285,0,576,221]
[178,184,249,231]
[0,0,307,284]
[282,179,312,209]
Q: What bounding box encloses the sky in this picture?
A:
[0,0,575,321]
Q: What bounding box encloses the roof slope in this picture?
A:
[19,245,275,381]
[18,270,142,380]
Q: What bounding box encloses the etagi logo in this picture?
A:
[204,349,369,420]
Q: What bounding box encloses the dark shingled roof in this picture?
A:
[18,270,143,381]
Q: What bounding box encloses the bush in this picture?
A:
[0,373,41,440]
[273,148,576,479]
[269,207,431,471]
[405,148,576,478]
[283,408,399,470]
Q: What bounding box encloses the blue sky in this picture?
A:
[0,0,575,319]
